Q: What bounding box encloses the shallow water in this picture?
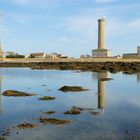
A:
[0,68,140,140]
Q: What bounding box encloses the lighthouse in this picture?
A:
[92,18,111,57]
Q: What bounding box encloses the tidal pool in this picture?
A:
[0,68,140,140]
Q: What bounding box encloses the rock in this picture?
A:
[64,109,81,115]
[0,137,6,140]
[63,106,94,115]
[125,130,128,134]
[72,106,84,111]
[128,136,140,140]
[90,111,100,116]
[63,107,83,115]
[39,117,71,125]
[17,123,37,129]
[46,89,52,91]
[58,86,89,92]
[41,85,46,86]
[2,61,140,73]
[2,90,36,97]
[39,96,55,100]
[40,111,55,115]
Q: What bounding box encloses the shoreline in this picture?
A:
[1,58,140,73]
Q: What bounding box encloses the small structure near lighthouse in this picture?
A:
[92,18,111,57]
[123,46,140,59]
[0,38,4,58]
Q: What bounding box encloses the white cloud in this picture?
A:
[12,0,29,4]
[129,19,140,29]
[10,0,77,6]
[63,15,97,39]
[10,0,55,6]
[10,0,117,6]
[7,13,46,24]
[106,18,140,35]
[95,0,116,3]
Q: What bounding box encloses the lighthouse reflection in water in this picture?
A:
[92,71,111,113]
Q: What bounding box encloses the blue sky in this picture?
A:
[0,0,140,57]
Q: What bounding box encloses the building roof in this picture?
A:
[48,53,62,57]
[30,53,46,56]
[51,52,61,55]
[123,53,137,56]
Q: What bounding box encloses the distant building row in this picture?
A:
[27,52,68,59]
[2,52,68,59]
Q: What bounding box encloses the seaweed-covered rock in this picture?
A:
[0,137,7,140]
[59,86,88,92]
[39,117,71,125]
[2,90,36,97]
[17,123,37,129]
[128,136,140,140]
[39,96,55,100]
[63,106,94,115]
[40,111,55,115]
[63,107,83,115]
[90,111,100,116]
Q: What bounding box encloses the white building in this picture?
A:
[30,53,47,58]
[46,53,62,59]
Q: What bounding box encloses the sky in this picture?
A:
[0,0,140,57]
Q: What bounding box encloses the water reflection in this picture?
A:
[0,70,111,114]
[93,71,111,112]
[0,69,140,140]
[137,73,140,83]
[0,71,2,113]
[98,80,104,112]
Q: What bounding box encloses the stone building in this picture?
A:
[29,53,47,58]
[137,46,140,55]
[123,46,140,59]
